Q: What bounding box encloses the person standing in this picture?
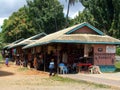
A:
[49,59,55,76]
[5,55,9,67]
[33,56,38,70]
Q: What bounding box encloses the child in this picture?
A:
[5,55,9,67]
[49,59,55,76]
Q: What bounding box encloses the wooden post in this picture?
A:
[56,44,60,74]
[43,45,47,71]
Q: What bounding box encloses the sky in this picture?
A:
[0,0,84,31]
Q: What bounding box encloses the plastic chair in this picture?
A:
[59,66,68,74]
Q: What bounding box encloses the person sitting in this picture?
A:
[63,64,68,74]
[72,62,77,73]
[58,61,68,74]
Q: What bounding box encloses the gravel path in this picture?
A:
[60,73,120,89]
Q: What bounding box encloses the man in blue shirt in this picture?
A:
[49,59,55,76]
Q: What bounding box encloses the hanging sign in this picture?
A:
[106,46,116,53]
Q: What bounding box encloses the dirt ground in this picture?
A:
[0,62,119,90]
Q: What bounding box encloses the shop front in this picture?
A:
[94,44,116,72]
[43,43,116,73]
[23,22,120,73]
[41,43,94,73]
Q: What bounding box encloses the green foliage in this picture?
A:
[76,0,120,38]
[65,0,79,26]
[80,0,113,32]
[1,0,66,43]
[0,32,6,50]
[115,54,120,71]
[1,7,35,43]
[116,47,120,56]
[109,0,120,38]
[51,75,79,83]
[70,9,95,26]
[0,53,3,61]
[26,0,65,34]
[17,67,29,72]
[115,61,120,72]
[51,76,110,88]
[115,62,120,68]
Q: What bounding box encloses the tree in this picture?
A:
[65,0,78,27]
[80,0,120,38]
[70,9,94,26]
[109,0,120,38]
[2,7,35,43]
[1,0,66,43]
[26,0,65,34]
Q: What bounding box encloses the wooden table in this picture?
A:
[77,63,92,72]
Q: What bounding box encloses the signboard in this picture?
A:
[106,46,116,53]
[98,48,103,52]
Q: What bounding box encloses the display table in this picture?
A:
[77,63,92,72]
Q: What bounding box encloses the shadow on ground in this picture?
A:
[0,70,14,77]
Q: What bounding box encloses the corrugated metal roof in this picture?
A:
[8,32,47,49]
[3,38,24,49]
[56,34,120,42]
[52,34,120,44]
[23,23,82,49]
[23,22,120,49]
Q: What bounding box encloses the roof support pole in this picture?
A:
[43,45,47,71]
[56,44,60,74]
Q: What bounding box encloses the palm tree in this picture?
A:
[65,0,78,27]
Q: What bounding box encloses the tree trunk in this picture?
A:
[66,0,70,27]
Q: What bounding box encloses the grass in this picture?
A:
[0,54,4,67]
[17,67,29,72]
[115,61,120,68]
[115,61,120,72]
[50,75,111,89]
[0,54,3,61]
[51,75,80,83]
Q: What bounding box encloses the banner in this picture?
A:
[106,46,116,53]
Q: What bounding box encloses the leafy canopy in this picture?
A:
[1,0,66,43]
